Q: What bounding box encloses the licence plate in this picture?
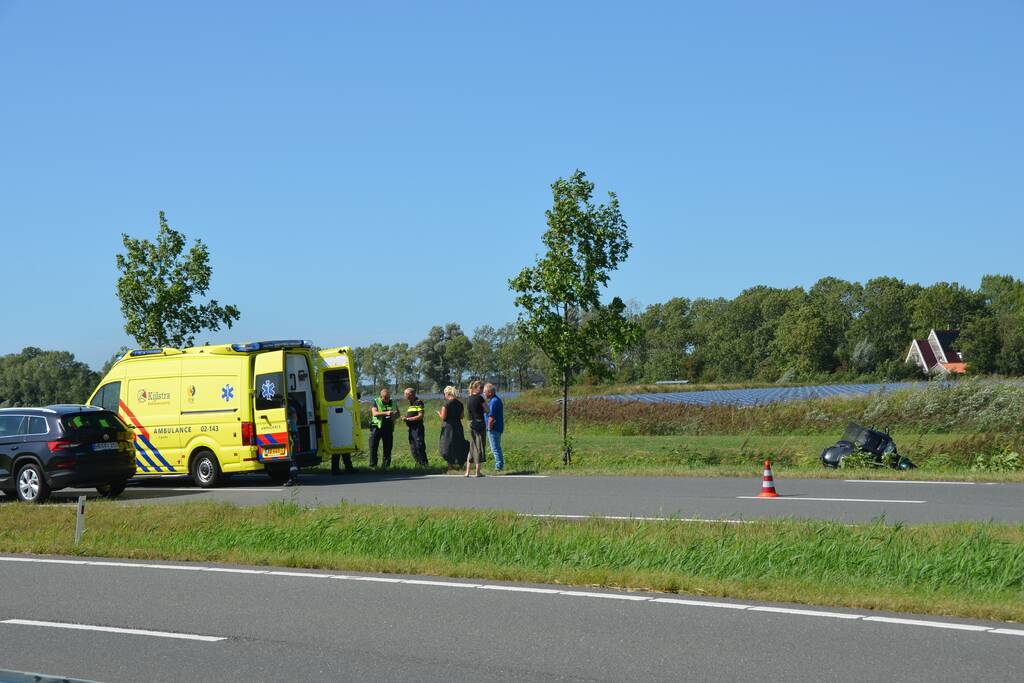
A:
[93,442,119,452]
[263,447,286,457]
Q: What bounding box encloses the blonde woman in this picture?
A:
[437,386,467,472]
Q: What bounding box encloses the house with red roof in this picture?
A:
[905,329,967,375]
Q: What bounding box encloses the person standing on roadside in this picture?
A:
[483,383,505,472]
[465,380,487,477]
[284,404,301,487]
[402,387,428,467]
[369,388,398,468]
[438,385,466,472]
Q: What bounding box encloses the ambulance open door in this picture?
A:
[253,350,289,461]
[316,347,360,454]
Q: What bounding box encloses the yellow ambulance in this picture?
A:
[87,340,361,487]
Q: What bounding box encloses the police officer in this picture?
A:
[369,387,398,468]
[402,387,428,467]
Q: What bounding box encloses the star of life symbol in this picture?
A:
[221,384,234,402]
[260,380,276,402]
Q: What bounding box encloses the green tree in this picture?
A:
[774,303,832,376]
[116,211,241,348]
[0,348,99,407]
[495,323,534,390]
[958,316,1001,374]
[444,330,473,387]
[634,298,692,382]
[846,277,921,370]
[359,343,389,391]
[510,170,639,463]
[469,325,499,381]
[415,323,470,389]
[386,342,418,391]
[910,281,984,336]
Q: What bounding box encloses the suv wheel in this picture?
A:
[190,451,222,488]
[16,462,50,503]
[96,479,128,499]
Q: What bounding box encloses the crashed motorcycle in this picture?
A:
[820,422,916,470]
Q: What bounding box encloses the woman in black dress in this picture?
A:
[438,385,466,472]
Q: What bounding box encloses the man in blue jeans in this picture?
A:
[483,383,504,471]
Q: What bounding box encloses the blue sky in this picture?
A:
[1,1,1021,369]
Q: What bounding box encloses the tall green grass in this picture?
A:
[2,501,1021,621]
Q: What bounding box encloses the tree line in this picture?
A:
[352,274,1024,392]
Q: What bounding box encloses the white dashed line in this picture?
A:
[0,555,1018,640]
[737,496,926,504]
[521,513,751,524]
[1,618,225,642]
[844,480,976,485]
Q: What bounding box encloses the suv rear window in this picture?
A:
[62,412,128,435]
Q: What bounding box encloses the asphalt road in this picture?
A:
[0,554,1021,682]
[24,472,1024,524]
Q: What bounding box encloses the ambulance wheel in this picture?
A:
[190,450,222,488]
[96,479,127,499]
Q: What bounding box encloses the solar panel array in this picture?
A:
[595,382,925,407]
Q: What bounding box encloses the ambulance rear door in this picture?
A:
[316,347,360,454]
[252,350,289,462]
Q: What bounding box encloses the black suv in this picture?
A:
[0,405,136,503]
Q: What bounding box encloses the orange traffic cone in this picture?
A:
[758,459,779,498]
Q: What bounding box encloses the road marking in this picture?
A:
[844,480,976,485]
[1,555,1020,640]
[422,474,549,479]
[737,496,926,504]
[651,598,749,610]
[1,618,225,642]
[749,606,862,620]
[521,513,751,524]
[166,488,285,492]
[862,616,991,632]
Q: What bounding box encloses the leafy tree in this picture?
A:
[358,343,389,391]
[807,277,863,368]
[444,331,473,387]
[774,303,832,376]
[997,320,1024,375]
[495,323,534,390]
[958,316,1001,374]
[910,281,984,336]
[979,274,1024,316]
[469,325,500,382]
[116,211,241,348]
[846,277,921,369]
[386,342,418,391]
[510,170,639,463]
[0,348,99,407]
[415,323,470,389]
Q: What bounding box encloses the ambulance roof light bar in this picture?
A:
[129,348,166,357]
[230,340,313,353]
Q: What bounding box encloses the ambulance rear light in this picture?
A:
[241,422,256,446]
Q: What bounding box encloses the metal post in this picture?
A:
[74,495,86,544]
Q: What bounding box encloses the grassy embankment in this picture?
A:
[341,380,1024,480]
[2,500,1021,622]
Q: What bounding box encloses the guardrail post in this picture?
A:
[74,495,86,544]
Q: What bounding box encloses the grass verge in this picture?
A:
[2,501,1022,622]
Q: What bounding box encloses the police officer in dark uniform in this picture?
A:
[402,387,428,467]
[369,388,398,468]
